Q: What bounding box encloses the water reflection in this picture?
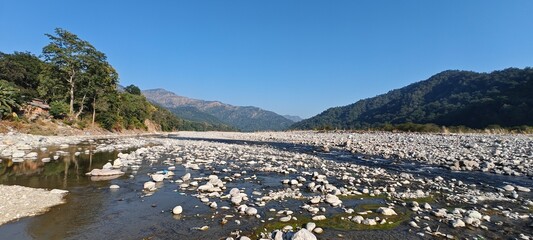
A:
[0,143,119,189]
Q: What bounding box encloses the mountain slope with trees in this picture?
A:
[292,68,533,130]
[143,88,294,131]
[0,28,229,132]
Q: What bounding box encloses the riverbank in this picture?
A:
[0,185,68,225]
[173,131,533,176]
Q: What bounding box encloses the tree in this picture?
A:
[42,28,114,120]
[124,84,141,95]
[0,81,21,119]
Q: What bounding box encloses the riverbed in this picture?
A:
[0,132,532,239]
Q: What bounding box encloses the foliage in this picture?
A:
[41,28,116,120]
[0,51,43,100]
[49,101,69,119]
[293,68,533,130]
[124,84,141,95]
[0,81,21,119]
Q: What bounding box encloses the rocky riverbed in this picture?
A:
[0,131,532,239]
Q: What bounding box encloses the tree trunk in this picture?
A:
[92,96,96,127]
[68,70,76,117]
[74,94,87,120]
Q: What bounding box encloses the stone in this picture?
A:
[280,216,292,222]
[362,218,377,226]
[377,207,397,216]
[516,186,530,192]
[325,194,342,207]
[151,174,165,182]
[144,181,156,191]
[173,205,183,215]
[305,222,316,231]
[503,185,515,191]
[312,227,323,234]
[467,210,482,220]
[310,197,321,204]
[351,215,364,224]
[451,219,465,228]
[245,207,258,216]
[182,173,191,181]
[311,215,326,221]
[291,229,317,240]
[109,185,120,189]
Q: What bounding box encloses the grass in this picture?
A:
[252,203,412,238]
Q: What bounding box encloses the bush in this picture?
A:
[49,101,69,119]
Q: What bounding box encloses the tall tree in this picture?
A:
[42,28,113,120]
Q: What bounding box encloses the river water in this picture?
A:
[0,137,531,239]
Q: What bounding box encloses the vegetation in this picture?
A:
[293,68,533,131]
[0,28,231,132]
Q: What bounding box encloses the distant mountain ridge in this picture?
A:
[142,89,295,131]
[292,67,533,130]
[283,115,303,122]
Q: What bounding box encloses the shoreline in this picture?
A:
[0,185,68,225]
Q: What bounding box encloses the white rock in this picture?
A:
[151,174,165,182]
[144,181,156,191]
[182,173,191,181]
[503,185,515,191]
[173,205,183,215]
[311,215,326,221]
[305,222,316,231]
[291,228,317,240]
[109,185,120,189]
[451,219,465,228]
[246,207,258,216]
[377,207,397,216]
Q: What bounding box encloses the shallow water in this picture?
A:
[0,137,531,239]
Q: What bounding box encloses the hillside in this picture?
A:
[292,67,533,130]
[143,89,294,131]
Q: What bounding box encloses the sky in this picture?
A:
[1,1,532,118]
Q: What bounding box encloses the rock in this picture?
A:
[245,207,258,216]
[109,185,120,189]
[312,215,326,221]
[363,218,377,226]
[310,197,321,204]
[377,207,397,216]
[182,173,191,181]
[467,210,482,220]
[351,215,364,224]
[210,202,218,209]
[451,219,465,228]
[409,221,419,228]
[516,186,530,192]
[144,181,156,191]
[86,168,124,176]
[239,237,251,240]
[503,185,515,191]
[305,222,316,231]
[325,194,342,207]
[172,205,183,215]
[102,162,113,170]
[312,227,323,234]
[12,151,25,158]
[291,229,317,240]
[151,174,165,182]
[280,216,292,222]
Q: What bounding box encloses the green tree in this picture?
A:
[41,28,113,120]
[0,81,21,119]
[124,84,141,95]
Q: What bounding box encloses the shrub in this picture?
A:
[49,101,69,119]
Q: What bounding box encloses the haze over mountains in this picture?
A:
[293,67,533,130]
[142,89,296,132]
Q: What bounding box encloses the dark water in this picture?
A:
[0,137,531,239]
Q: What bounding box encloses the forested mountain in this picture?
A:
[143,89,295,131]
[293,68,533,130]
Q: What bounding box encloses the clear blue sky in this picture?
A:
[1,1,532,118]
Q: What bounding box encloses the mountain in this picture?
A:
[283,115,303,122]
[142,89,294,131]
[292,67,533,130]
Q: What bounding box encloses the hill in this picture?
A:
[142,89,294,131]
[292,68,533,130]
